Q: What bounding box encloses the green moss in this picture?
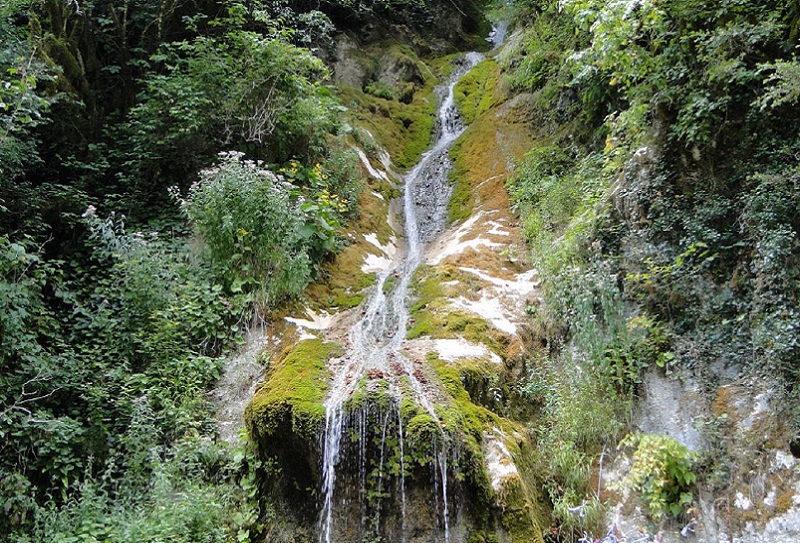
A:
[435,386,544,541]
[341,85,436,169]
[374,179,401,203]
[245,339,342,441]
[447,112,503,224]
[409,307,504,354]
[406,266,505,352]
[447,150,474,223]
[427,357,498,507]
[358,375,393,398]
[429,52,466,78]
[454,59,500,126]
[382,273,399,295]
[336,41,441,168]
[432,358,507,434]
[448,75,533,224]
[331,290,366,309]
[468,531,500,543]
[308,247,374,310]
[364,80,398,100]
[409,265,447,312]
[424,353,548,542]
[406,413,441,443]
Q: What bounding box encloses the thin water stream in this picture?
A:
[319,51,484,543]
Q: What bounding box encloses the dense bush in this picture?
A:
[0,228,230,533]
[507,0,800,402]
[179,152,313,308]
[176,149,361,310]
[115,24,342,199]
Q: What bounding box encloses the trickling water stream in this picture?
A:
[319,51,484,543]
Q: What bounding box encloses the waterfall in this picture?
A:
[319,51,483,543]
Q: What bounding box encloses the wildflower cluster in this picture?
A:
[318,188,349,214]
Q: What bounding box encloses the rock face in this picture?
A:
[332,35,368,89]
[322,0,489,56]
[600,378,800,543]
[597,141,800,543]
[326,0,490,97]
[244,44,547,543]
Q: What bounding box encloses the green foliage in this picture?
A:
[759,58,800,109]
[179,149,362,312]
[0,215,248,537]
[501,5,577,95]
[558,0,792,150]
[0,236,58,369]
[0,2,53,180]
[80,207,240,359]
[509,147,601,242]
[741,170,800,381]
[528,354,615,535]
[619,434,696,519]
[14,437,262,543]
[178,152,313,309]
[321,145,363,219]
[118,25,342,196]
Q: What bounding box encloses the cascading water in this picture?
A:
[319,51,484,543]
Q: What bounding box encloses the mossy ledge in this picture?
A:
[246,339,342,440]
[430,353,548,543]
[408,265,508,356]
[244,339,342,520]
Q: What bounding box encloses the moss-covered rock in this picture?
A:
[454,59,501,126]
[333,40,441,169]
[245,339,342,441]
[407,266,507,355]
[339,83,437,169]
[426,353,548,543]
[448,72,533,225]
[244,339,344,524]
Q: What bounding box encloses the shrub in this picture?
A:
[179,152,312,308]
[18,437,259,543]
[619,433,696,519]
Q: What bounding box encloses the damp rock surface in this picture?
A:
[242,37,547,543]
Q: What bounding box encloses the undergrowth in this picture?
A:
[503,0,800,536]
